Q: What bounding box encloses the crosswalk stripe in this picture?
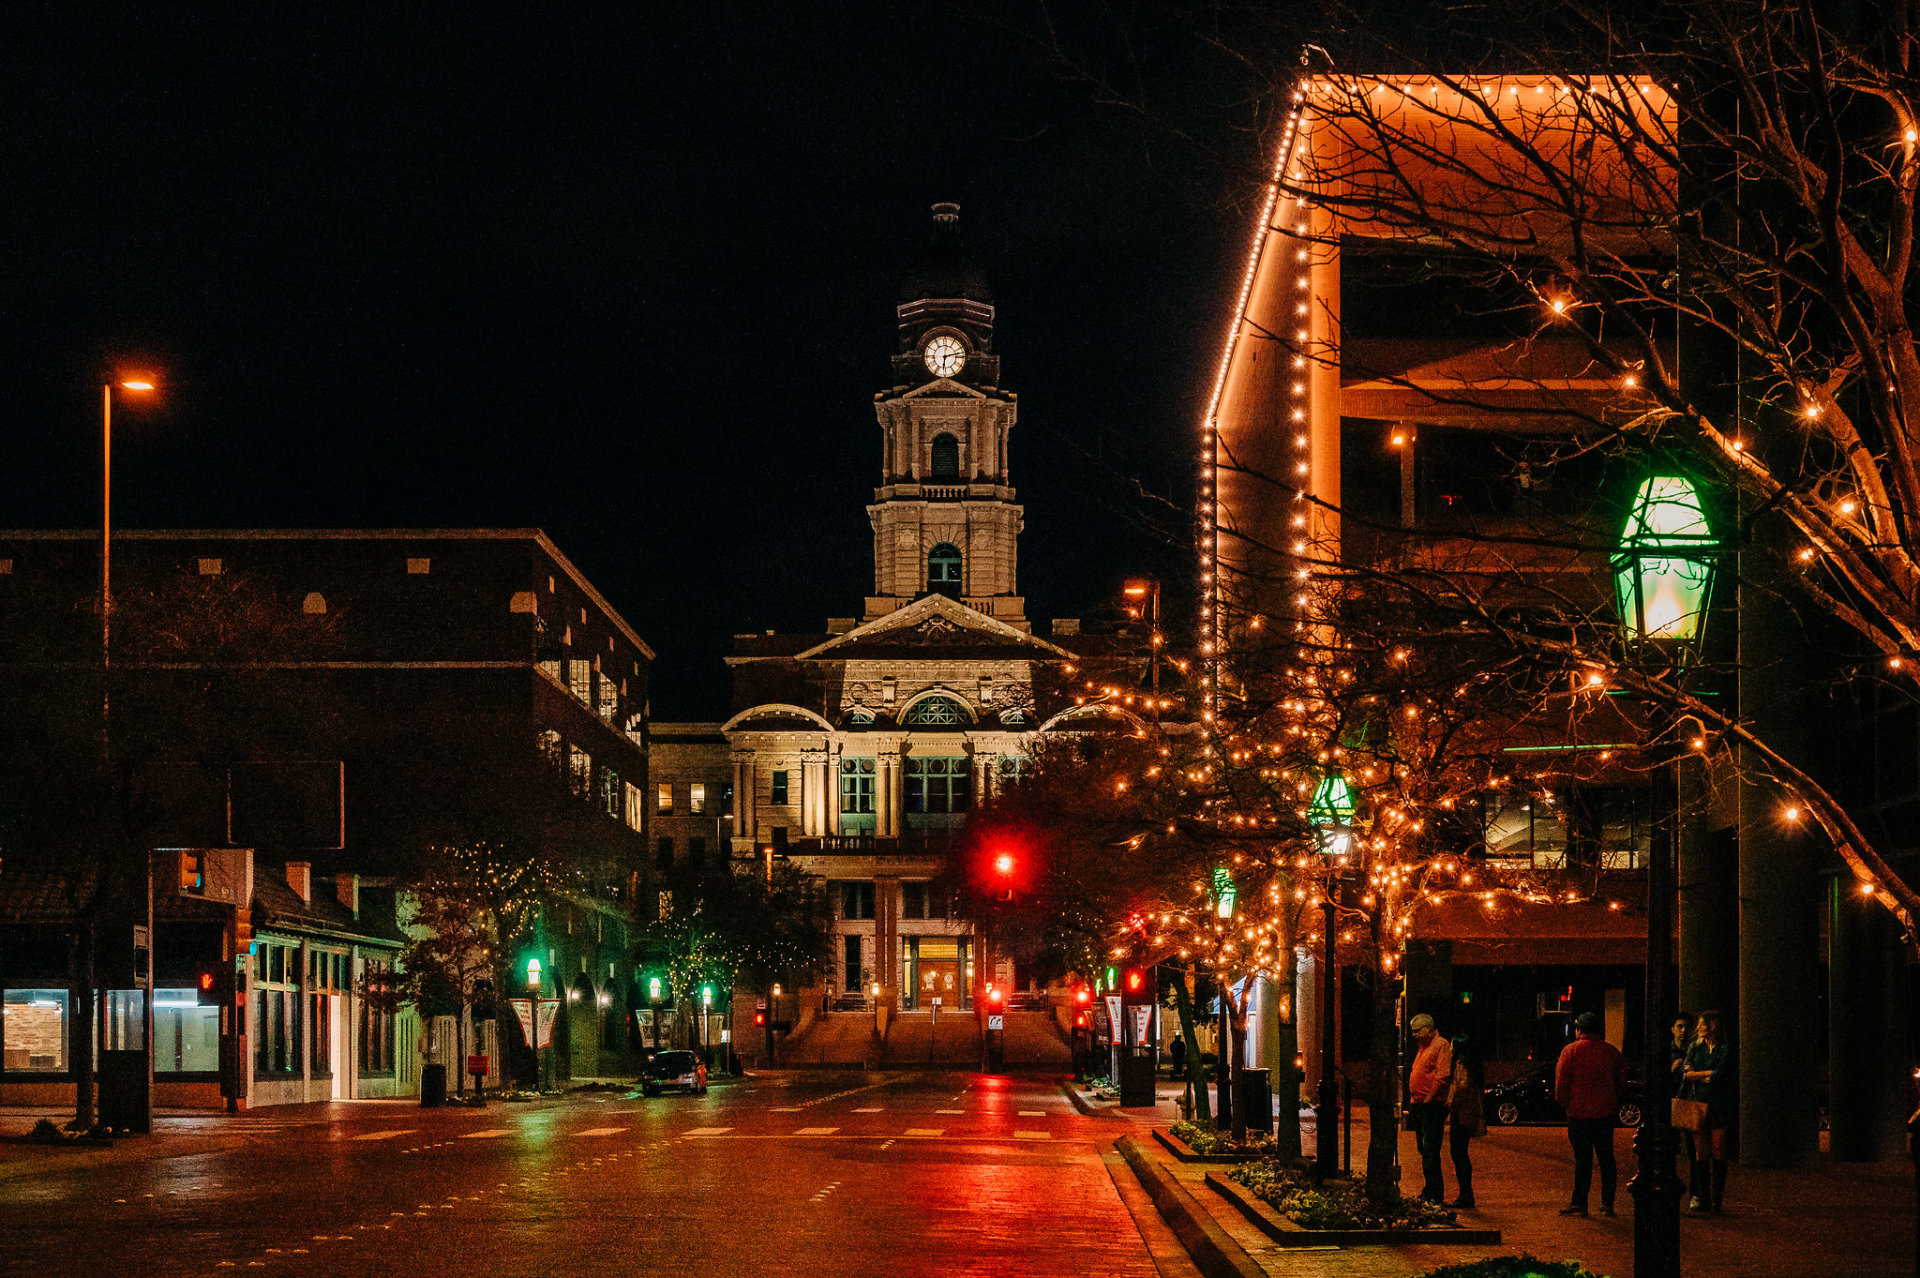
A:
[459,1129,511,1139]
[574,1127,626,1137]
[684,1127,733,1136]
[351,1130,416,1141]
[795,1127,839,1135]
[1018,1111,1046,1117]
[853,1107,882,1113]
[1014,1131,1049,1141]
[771,1106,803,1112]
[903,1128,943,1137]
[936,1109,963,1114]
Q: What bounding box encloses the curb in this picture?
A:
[1115,1135,1266,1278]
[1061,1081,1100,1116]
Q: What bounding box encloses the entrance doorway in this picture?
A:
[329,994,344,1099]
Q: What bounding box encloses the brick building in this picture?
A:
[0,528,654,1112]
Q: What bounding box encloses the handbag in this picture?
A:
[1671,1096,1709,1133]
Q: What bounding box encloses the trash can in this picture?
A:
[420,1063,448,1108]
[1235,1067,1272,1134]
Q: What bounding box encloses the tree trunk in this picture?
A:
[68,918,96,1131]
[1272,949,1304,1162]
[455,1001,468,1096]
[1215,995,1232,1130]
[1171,973,1211,1124]
[1364,910,1401,1208]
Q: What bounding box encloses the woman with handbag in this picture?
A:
[1681,1009,1734,1213]
[1446,1034,1487,1209]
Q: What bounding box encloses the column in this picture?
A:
[1735,576,1821,1165]
[973,749,996,809]
[731,752,756,845]
[1829,875,1910,1159]
[1677,755,1737,1018]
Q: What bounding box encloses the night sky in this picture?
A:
[0,5,1267,716]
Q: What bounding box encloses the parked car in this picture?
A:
[1482,1063,1644,1128]
[641,1050,708,1097]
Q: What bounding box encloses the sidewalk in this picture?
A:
[1122,1104,1914,1278]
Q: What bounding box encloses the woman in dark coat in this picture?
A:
[1446,1034,1487,1209]
[1682,1010,1735,1213]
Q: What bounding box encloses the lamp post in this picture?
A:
[525,955,543,1093]
[1612,475,1716,1278]
[1309,774,1357,1176]
[100,376,156,728]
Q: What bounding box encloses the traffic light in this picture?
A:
[986,986,1004,1011]
[754,1010,767,1027]
[1075,986,1091,1006]
[1122,967,1149,1004]
[194,961,228,1006]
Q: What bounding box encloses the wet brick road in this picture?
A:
[1,1071,1162,1278]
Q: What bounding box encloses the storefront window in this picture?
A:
[361,959,395,1075]
[254,941,300,1077]
[153,990,220,1073]
[3,989,68,1071]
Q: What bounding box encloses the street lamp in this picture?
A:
[1613,474,1716,1278]
[1121,578,1164,715]
[1308,772,1356,1176]
[100,375,157,736]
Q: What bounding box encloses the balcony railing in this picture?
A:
[788,830,963,856]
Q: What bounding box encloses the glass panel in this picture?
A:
[3,989,68,1071]
[903,696,966,727]
[690,783,706,814]
[103,990,145,1051]
[152,990,220,1073]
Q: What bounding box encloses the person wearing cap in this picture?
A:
[1406,1012,1453,1203]
[1554,1010,1627,1216]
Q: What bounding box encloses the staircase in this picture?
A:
[779,1013,881,1067]
[997,1010,1072,1067]
[879,1011,980,1066]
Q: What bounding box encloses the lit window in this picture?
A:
[197,558,223,576]
[927,544,962,595]
[690,783,707,815]
[597,675,619,723]
[569,661,593,707]
[406,558,430,574]
[930,433,960,480]
[904,695,969,727]
[906,757,971,813]
[536,730,562,771]
[568,746,592,797]
[840,758,875,814]
[2,989,69,1071]
[624,781,645,832]
[601,768,622,820]
[656,783,673,814]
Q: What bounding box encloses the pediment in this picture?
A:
[900,379,988,401]
[796,593,1073,660]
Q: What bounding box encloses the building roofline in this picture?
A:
[0,528,657,661]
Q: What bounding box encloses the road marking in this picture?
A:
[904,1128,943,1137]
[853,1106,882,1112]
[459,1129,511,1139]
[936,1108,964,1114]
[352,1129,416,1140]
[771,1106,803,1112]
[574,1127,626,1137]
[684,1126,732,1136]
[1014,1131,1050,1140]
[795,1126,839,1135]
[1019,1110,1046,1116]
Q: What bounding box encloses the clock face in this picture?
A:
[923,334,966,378]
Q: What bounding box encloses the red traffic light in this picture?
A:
[987,986,1004,1008]
[754,1010,767,1027]
[994,852,1015,876]
[1075,986,1091,1005]
[1124,968,1146,994]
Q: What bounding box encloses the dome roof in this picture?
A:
[898,203,993,304]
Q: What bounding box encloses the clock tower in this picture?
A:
[866,203,1027,631]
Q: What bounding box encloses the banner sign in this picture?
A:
[534,998,561,1049]
[1131,1006,1153,1049]
[509,998,535,1044]
[1104,995,1124,1042]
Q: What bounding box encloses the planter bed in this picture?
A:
[1152,1127,1267,1164]
[1205,1171,1503,1248]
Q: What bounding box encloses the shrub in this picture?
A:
[1227,1158,1459,1231]
[1169,1119,1278,1157]
[1421,1259,1607,1278]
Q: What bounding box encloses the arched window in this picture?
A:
[928,543,962,595]
[903,695,970,727]
[930,432,960,480]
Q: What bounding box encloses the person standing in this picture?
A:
[1668,1013,1696,1098]
[1554,1011,1626,1216]
[1407,1012,1454,1203]
[1446,1034,1487,1209]
[1682,1009,1735,1213]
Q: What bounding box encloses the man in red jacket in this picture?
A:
[1554,1011,1626,1216]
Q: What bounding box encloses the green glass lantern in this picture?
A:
[1212,866,1237,919]
[1612,476,1715,642]
[1308,775,1356,827]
